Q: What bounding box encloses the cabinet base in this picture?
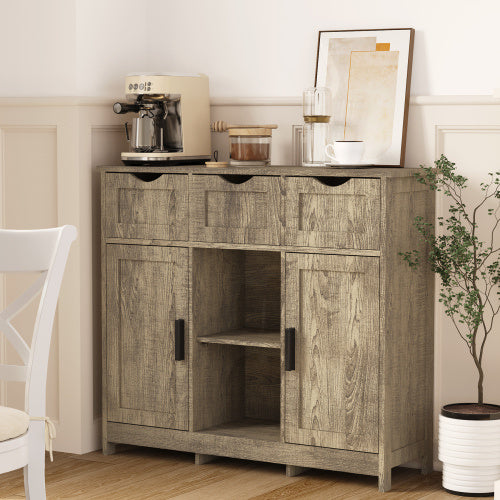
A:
[105,422,431,492]
[106,421,378,477]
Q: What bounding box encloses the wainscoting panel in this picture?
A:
[1,126,59,423]
[405,103,500,469]
[0,96,499,461]
[90,126,127,424]
[0,101,127,453]
[436,125,500,449]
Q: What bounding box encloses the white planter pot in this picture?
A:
[439,404,500,497]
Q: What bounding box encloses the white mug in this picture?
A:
[325,140,365,164]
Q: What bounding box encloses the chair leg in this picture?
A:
[24,449,46,500]
[24,422,46,500]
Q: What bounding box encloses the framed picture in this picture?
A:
[315,28,414,167]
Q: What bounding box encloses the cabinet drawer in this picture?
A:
[103,173,188,240]
[189,175,283,245]
[285,176,380,249]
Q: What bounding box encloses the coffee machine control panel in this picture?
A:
[128,80,152,93]
[125,73,204,97]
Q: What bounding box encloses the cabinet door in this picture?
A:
[284,253,379,452]
[106,244,189,429]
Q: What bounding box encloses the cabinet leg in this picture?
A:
[102,442,132,455]
[286,465,309,477]
[102,441,117,455]
[195,453,217,465]
[378,467,392,492]
[421,441,434,475]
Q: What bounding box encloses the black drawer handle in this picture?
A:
[175,319,185,361]
[313,176,351,187]
[218,174,254,184]
[132,173,163,182]
[285,328,295,371]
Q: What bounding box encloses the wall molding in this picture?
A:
[211,97,302,107]
[212,95,500,107]
[435,125,500,158]
[411,96,500,106]
[0,95,499,108]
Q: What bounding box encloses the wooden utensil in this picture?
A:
[211,121,278,133]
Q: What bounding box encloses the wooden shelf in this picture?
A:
[201,419,280,442]
[197,329,280,349]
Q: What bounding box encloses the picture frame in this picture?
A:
[315,28,415,167]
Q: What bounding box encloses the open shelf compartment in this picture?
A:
[197,328,280,349]
[192,249,281,440]
[202,418,280,442]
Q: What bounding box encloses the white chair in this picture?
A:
[0,226,77,500]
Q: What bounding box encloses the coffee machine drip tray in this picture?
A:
[121,153,210,166]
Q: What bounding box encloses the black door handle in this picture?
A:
[285,328,295,371]
[175,319,185,361]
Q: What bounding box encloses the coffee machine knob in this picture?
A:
[113,102,142,114]
[113,102,125,114]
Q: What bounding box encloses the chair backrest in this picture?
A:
[0,226,77,416]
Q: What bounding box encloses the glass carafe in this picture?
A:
[302,87,332,167]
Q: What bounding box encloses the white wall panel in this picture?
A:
[90,127,127,423]
[436,126,500,407]
[0,98,499,467]
[76,107,128,453]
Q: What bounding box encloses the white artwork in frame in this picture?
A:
[315,28,414,167]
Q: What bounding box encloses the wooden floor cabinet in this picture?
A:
[100,165,435,492]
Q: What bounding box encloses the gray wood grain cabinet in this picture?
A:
[105,244,189,430]
[285,253,380,453]
[100,166,435,492]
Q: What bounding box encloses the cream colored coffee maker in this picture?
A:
[113,73,211,165]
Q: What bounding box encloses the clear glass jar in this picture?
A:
[302,122,329,167]
[229,133,272,166]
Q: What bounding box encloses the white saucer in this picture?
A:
[326,160,374,167]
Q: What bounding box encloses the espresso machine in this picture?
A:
[113,73,211,165]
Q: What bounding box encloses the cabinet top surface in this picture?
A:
[99,164,420,178]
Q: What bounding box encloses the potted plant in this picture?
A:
[400,155,500,497]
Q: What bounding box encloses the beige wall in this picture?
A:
[5,0,500,97]
[0,97,499,467]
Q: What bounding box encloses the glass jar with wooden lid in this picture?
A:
[211,122,278,167]
[229,127,274,166]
